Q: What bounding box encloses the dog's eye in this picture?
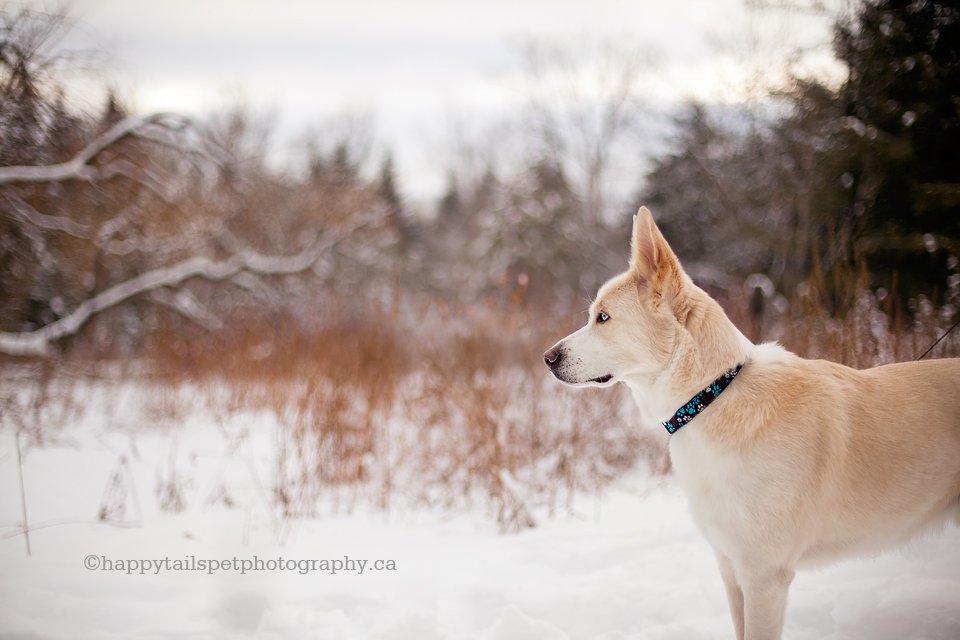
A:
[597,312,610,324]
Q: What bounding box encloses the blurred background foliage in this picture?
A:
[644,0,960,310]
[1,0,957,361]
[1,1,958,526]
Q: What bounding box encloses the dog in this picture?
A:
[543,206,960,640]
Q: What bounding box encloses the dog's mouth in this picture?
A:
[548,369,614,387]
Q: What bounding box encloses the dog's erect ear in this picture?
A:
[629,206,683,290]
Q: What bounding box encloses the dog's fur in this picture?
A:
[544,207,960,640]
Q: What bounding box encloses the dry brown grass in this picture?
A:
[139,298,664,530]
[131,270,960,529]
[10,267,956,530]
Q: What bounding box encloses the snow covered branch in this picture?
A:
[3,191,94,239]
[0,239,327,357]
[147,289,224,332]
[0,113,222,186]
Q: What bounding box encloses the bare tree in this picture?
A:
[522,38,654,224]
[0,8,392,357]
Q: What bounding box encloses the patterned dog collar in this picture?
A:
[662,364,743,434]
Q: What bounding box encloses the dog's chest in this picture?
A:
[669,426,753,556]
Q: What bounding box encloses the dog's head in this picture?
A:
[543,206,691,387]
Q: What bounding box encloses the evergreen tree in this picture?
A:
[378,152,402,217]
[378,152,416,249]
[833,0,960,302]
[331,143,358,187]
[437,171,462,222]
[639,0,960,307]
[102,90,126,128]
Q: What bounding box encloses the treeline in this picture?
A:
[0,8,634,360]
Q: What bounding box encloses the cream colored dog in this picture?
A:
[543,207,960,640]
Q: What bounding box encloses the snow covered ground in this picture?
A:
[1,383,958,639]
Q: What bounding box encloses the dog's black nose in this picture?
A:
[543,347,562,367]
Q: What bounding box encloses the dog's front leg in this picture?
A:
[740,565,794,640]
[716,553,745,640]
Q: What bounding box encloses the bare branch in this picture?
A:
[0,238,328,357]
[9,212,58,272]
[3,191,94,238]
[0,113,223,186]
[147,289,224,331]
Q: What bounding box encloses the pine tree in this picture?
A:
[834,0,960,302]
[102,90,126,128]
[378,152,402,217]
[437,171,462,222]
[378,152,414,248]
[638,1,960,307]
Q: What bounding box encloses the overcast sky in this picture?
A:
[41,0,840,200]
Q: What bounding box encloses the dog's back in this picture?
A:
[826,357,960,553]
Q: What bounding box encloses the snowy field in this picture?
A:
[1,382,959,640]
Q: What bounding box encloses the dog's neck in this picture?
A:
[624,285,752,425]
